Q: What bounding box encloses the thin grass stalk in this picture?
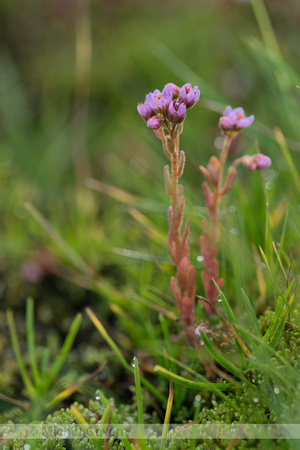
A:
[94,390,132,450]
[41,313,82,393]
[160,380,173,449]
[71,404,100,449]
[26,298,41,389]
[6,310,37,400]
[133,357,146,438]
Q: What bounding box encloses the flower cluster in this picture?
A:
[219,106,254,134]
[137,83,200,130]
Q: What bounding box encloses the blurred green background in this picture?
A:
[1,0,300,356]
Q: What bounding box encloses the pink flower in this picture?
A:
[137,101,155,121]
[219,106,254,132]
[179,83,200,108]
[146,88,172,112]
[243,153,271,171]
[167,101,186,123]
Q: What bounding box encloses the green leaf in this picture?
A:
[198,330,245,381]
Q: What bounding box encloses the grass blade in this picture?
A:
[213,282,248,365]
[6,310,37,400]
[198,330,245,381]
[47,364,106,408]
[160,380,173,449]
[159,314,178,374]
[269,293,295,349]
[94,390,132,450]
[133,357,145,430]
[26,298,40,388]
[274,128,300,195]
[85,178,142,206]
[86,308,167,403]
[157,352,199,377]
[24,202,93,276]
[40,348,50,380]
[251,0,282,58]
[42,313,82,393]
[71,404,101,449]
[279,206,289,249]
[273,241,287,281]
[263,280,295,345]
[240,289,262,339]
[153,365,234,395]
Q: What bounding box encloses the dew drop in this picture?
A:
[274,387,280,395]
[131,358,136,368]
[253,397,259,403]
[24,445,31,450]
[197,255,204,262]
[153,366,158,372]
[217,295,222,303]
[230,227,238,235]
[195,394,201,402]
[228,206,236,214]
[214,136,225,150]
[266,181,273,190]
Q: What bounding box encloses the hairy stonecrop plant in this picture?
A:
[137,85,271,333]
[138,83,199,339]
[199,106,271,314]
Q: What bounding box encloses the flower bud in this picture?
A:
[167,101,186,123]
[243,153,271,171]
[137,101,155,121]
[219,106,254,133]
[164,83,180,98]
[146,116,164,130]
